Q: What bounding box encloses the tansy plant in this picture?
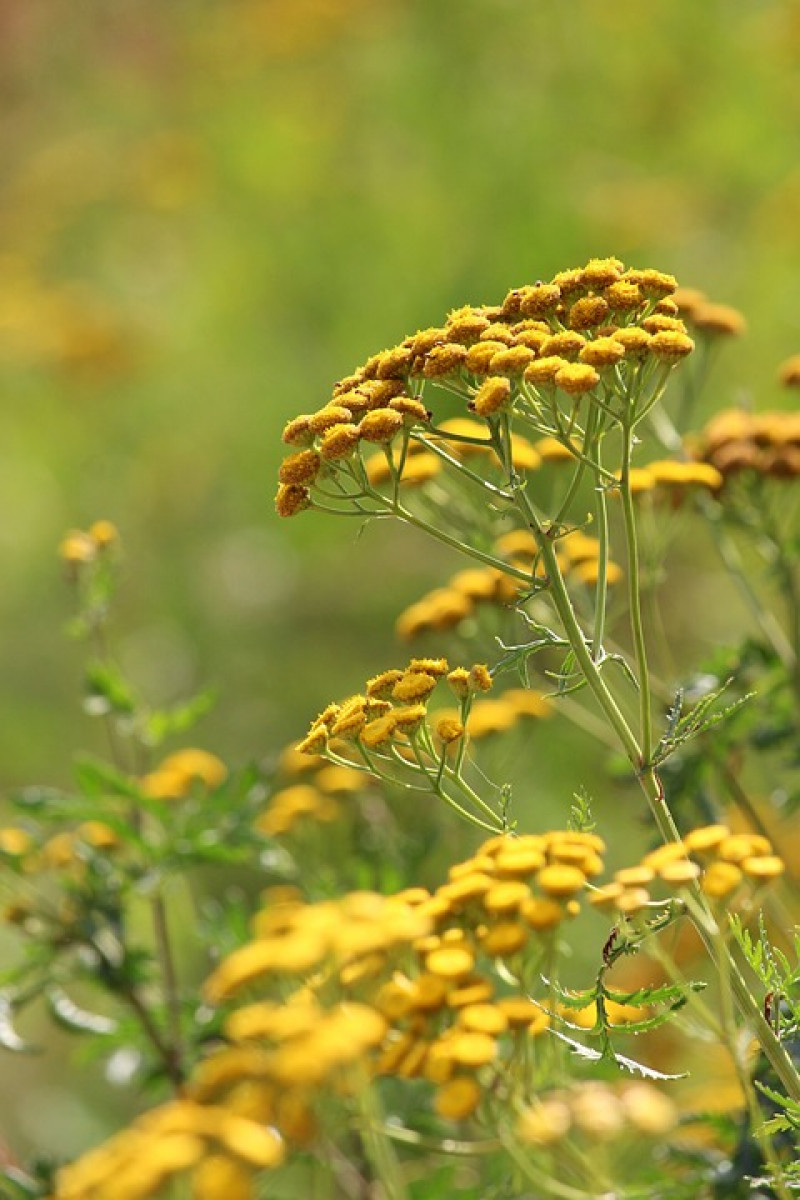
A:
[0,260,798,1200]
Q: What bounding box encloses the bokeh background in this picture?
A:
[3,0,800,1165]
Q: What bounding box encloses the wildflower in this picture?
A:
[533,435,577,462]
[483,880,531,914]
[392,671,438,703]
[359,408,404,443]
[718,832,772,862]
[366,669,404,699]
[433,1075,482,1119]
[613,327,652,359]
[59,529,96,565]
[434,714,465,743]
[657,859,701,885]
[524,355,569,386]
[519,282,561,317]
[778,354,800,387]
[445,1030,498,1067]
[603,280,643,310]
[635,268,677,298]
[619,1083,677,1136]
[191,1155,255,1200]
[684,824,731,853]
[0,827,32,856]
[446,306,491,341]
[571,1084,625,1138]
[469,663,492,692]
[419,342,467,377]
[741,855,785,880]
[568,295,609,331]
[281,414,314,446]
[318,423,360,460]
[518,1099,572,1145]
[465,339,510,374]
[372,346,414,378]
[536,864,586,897]
[579,336,626,368]
[275,483,311,517]
[581,257,624,288]
[522,896,565,930]
[89,519,119,548]
[648,330,695,361]
[488,345,536,375]
[307,405,353,434]
[426,945,476,979]
[541,331,587,360]
[692,302,746,336]
[473,375,512,416]
[701,860,742,899]
[388,395,430,423]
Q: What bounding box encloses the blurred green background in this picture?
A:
[3,0,800,789]
[3,0,800,1168]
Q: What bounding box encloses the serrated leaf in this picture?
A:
[540,976,597,1009]
[45,987,117,1036]
[603,980,706,1009]
[549,1027,687,1080]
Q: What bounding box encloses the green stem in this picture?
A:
[619,420,653,762]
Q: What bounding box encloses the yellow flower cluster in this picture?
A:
[622,458,723,498]
[58,519,119,567]
[140,748,228,801]
[672,288,747,338]
[275,260,694,517]
[691,407,800,482]
[395,527,624,640]
[55,817,779,1197]
[590,824,785,915]
[0,820,121,923]
[518,1079,677,1146]
[292,660,554,783]
[52,1097,285,1200]
[296,657,492,758]
[200,830,609,1130]
[256,750,364,837]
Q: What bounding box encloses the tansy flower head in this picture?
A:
[580,257,624,289]
[359,408,404,443]
[319,423,360,461]
[518,282,561,317]
[541,331,587,361]
[473,375,511,417]
[555,362,600,395]
[488,345,535,375]
[649,330,694,362]
[281,414,314,446]
[275,483,311,517]
[567,295,609,331]
[422,342,468,377]
[691,302,746,337]
[278,449,321,486]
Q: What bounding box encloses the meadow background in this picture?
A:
[2,0,800,1168]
